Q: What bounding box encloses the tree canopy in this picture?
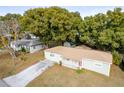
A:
[0,7,124,53]
[79,7,124,52]
[20,6,83,45]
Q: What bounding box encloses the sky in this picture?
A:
[0,6,124,18]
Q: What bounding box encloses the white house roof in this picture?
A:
[45,46,112,64]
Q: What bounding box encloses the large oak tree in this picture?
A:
[20,7,83,46]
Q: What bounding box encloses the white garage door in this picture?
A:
[62,58,79,69]
[83,59,111,76]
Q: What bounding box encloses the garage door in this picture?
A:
[83,59,111,76]
[62,58,79,69]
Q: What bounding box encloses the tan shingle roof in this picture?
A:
[45,46,112,64]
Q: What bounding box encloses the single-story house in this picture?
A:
[10,38,44,53]
[44,46,112,76]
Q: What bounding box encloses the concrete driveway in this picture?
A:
[2,59,53,87]
[0,80,9,87]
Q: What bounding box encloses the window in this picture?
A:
[17,44,21,47]
[33,46,36,49]
[94,63,103,67]
[50,53,54,57]
[95,64,102,66]
[79,61,82,66]
[65,58,70,61]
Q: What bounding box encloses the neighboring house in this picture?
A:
[63,42,71,47]
[63,41,76,47]
[44,46,112,76]
[10,38,44,53]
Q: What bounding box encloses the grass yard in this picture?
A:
[0,50,44,79]
[27,64,124,87]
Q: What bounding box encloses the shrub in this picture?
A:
[21,47,26,52]
[112,50,122,65]
[59,61,62,66]
[76,69,85,74]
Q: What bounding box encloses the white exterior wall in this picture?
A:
[30,45,43,53]
[44,51,80,69]
[44,51,62,63]
[11,42,43,53]
[82,59,111,76]
[10,43,27,51]
[61,58,79,69]
[10,43,17,51]
[44,51,111,76]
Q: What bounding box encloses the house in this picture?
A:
[10,33,45,54]
[63,42,76,47]
[44,46,112,76]
[63,42,71,47]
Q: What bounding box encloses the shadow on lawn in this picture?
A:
[119,61,124,71]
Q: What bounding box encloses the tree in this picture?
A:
[0,19,20,73]
[112,50,122,65]
[0,21,16,58]
[0,13,21,58]
[20,6,83,46]
[79,7,124,52]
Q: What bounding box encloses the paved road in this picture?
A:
[3,59,53,87]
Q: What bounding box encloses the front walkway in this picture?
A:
[3,59,53,87]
